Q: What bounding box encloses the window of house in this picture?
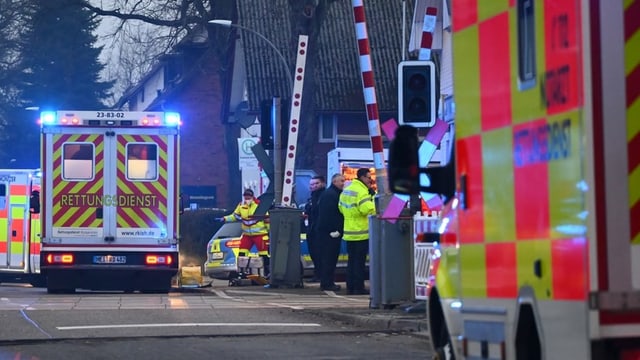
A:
[127,143,158,181]
[63,143,94,180]
[318,114,336,143]
[517,0,536,90]
[140,87,145,103]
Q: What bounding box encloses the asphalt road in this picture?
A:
[0,331,429,360]
[0,282,433,359]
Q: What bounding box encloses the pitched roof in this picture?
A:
[237,0,413,113]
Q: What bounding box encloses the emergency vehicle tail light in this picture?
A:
[40,111,56,125]
[46,253,74,264]
[145,255,173,265]
[164,112,181,126]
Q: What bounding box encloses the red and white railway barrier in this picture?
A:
[281,35,309,207]
[419,7,438,61]
[352,0,388,195]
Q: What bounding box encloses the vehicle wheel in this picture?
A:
[140,277,172,293]
[433,324,455,360]
[30,275,47,288]
[46,274,76,294]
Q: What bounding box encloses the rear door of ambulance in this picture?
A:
[589,0,640,348]
[111,126,177,256]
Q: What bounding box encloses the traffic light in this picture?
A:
[398,60,437,128]
[260,99,289,150]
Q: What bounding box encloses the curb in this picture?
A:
[303,308,430,339]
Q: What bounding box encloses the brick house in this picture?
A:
[117,0,434,208]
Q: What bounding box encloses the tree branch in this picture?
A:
[76,0,202,27]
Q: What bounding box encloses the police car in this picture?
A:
[203,222,350,280]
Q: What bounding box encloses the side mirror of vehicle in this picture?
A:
[388,125,420,194]
[179,193,185,215]
[30,190,40,214]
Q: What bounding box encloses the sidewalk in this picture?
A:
[193,277,430,339]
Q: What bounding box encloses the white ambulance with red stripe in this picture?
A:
[39,110,181,293]
[0,169,42,286]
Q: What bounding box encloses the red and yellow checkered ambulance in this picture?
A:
[0,169,42,286]
[419,0,640,358]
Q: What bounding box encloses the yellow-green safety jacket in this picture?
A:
[338,179,376,241]
[223,201,269,235]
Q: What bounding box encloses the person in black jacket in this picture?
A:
[315,173,346,291]
[304,175,326,282]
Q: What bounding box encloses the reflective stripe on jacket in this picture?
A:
[224,201,269,235]
[338,179,376,241]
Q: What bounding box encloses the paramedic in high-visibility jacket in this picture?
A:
[338,168,376,295]
[216,189,270,277]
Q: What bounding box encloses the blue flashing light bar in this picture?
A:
[38,111,181,127]
[164,112,181,126]
[40,111,57,125]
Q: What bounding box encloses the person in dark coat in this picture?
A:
[304,175,326,282]
[315,173,346,291]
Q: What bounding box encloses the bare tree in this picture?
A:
[0,0,29,104]
[79,0,338,200]
[0,0,33,164]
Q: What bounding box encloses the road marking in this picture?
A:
[264,302,304,310]
[325,291,368,302]
[20,309,53,338]
[56,322,322,330]
[212,289,235,299]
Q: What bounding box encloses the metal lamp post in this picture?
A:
[209,19,294,206]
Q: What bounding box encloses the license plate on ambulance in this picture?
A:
[93,255,127,264]
[211,252,224,260]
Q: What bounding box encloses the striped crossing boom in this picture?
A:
[419,7,438,61]
[626,0,640,244]
[281,35,309,207]
[419,118,448,210]
[351,0,388,195]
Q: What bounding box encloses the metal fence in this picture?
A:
[413,212,440,301]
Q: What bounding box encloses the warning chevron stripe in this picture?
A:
[51,134,105,228]
[624,0,640,41]
[626,0,640,243]
[115,134,168,229]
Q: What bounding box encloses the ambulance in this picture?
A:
[389,0,640,358]
[0,169,42,286]
[327,148,388,187]
[39,110,181,293]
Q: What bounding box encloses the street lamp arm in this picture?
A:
[208,19,294,89]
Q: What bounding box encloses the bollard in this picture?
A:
[369,213,414,309]
[268,207,304,288]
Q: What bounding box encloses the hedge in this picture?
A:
[178,209,229,268]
